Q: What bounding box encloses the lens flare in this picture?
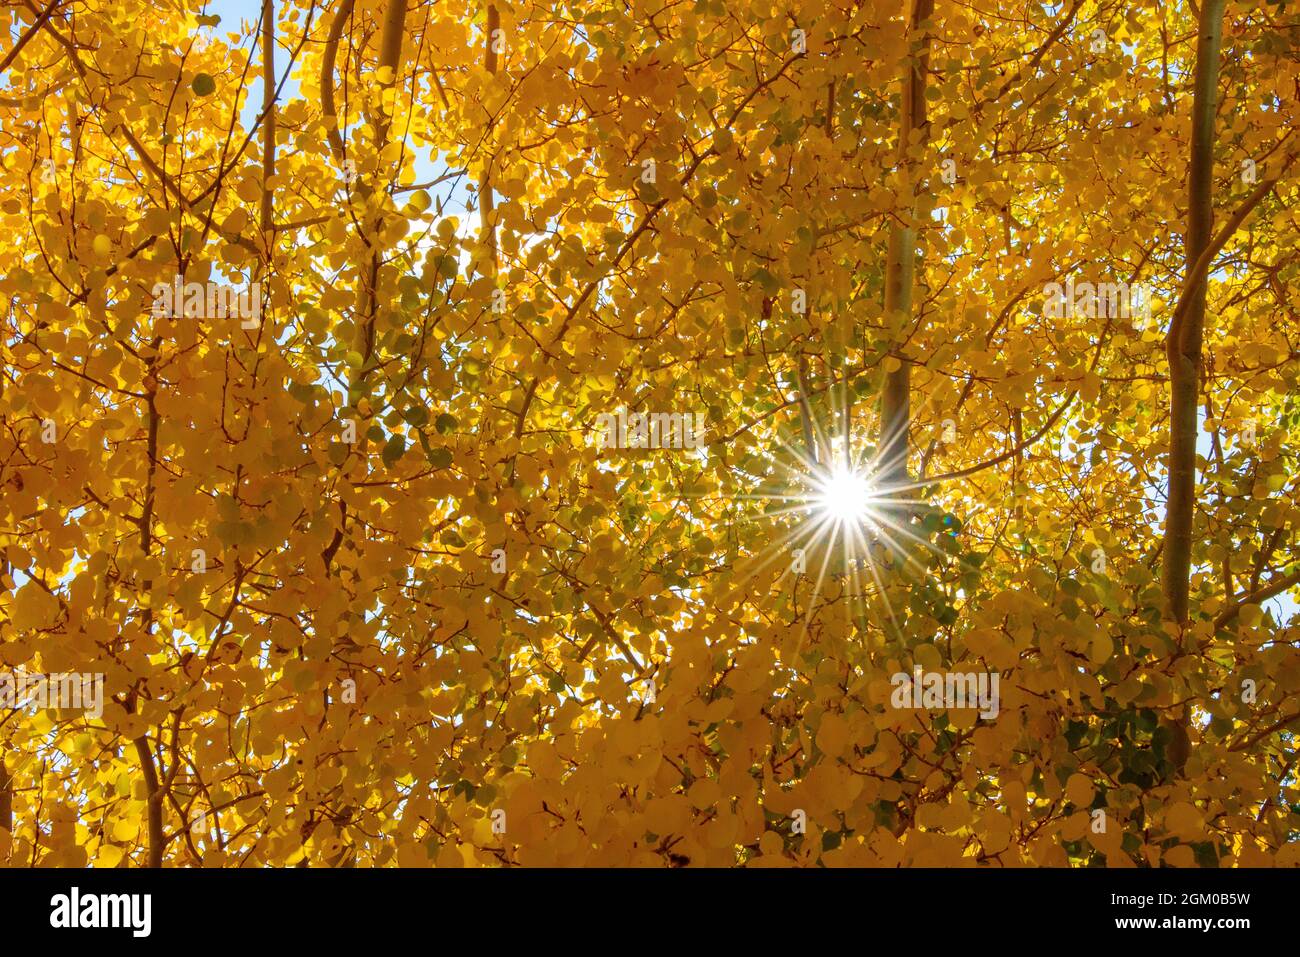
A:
[815,464,876,525]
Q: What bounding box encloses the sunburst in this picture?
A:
[814,461,881,526]
[631,374,957,663]
[714,381,953,654]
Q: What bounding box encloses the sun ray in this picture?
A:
[663,375,969,657]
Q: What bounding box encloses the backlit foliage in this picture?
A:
[1,0,1298,867]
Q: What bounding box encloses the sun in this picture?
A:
[683,384,944,644]
[814,463,878,525]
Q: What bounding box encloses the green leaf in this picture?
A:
[381,435,406,467]
[191,73,216,96]
[1209,716,1234,738]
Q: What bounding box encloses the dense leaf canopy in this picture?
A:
[0,0,1298,867]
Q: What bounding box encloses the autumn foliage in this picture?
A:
[1,0,1299,868]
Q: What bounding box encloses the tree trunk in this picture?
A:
[133,735,164,867]
[259,0,276,236]
[1159,0,1226,777]
[879,0,934,490]
[0,757,11,833]
[1162,0,1224,625]
[480,5,500,277]
[353,0,409,394]
[0,559,8,834]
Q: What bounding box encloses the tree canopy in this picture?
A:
[1,0,1299,867]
